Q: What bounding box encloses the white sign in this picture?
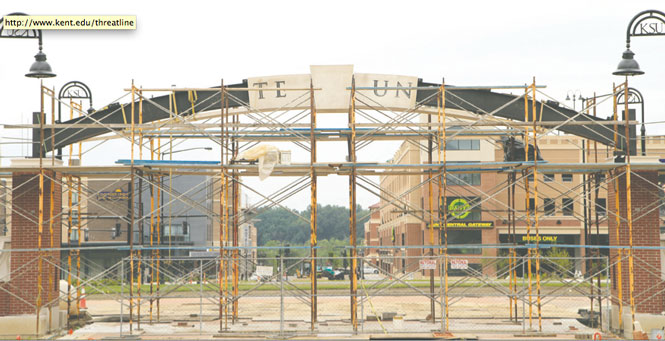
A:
[255,265,273,277]
[419,259,436,270]
[450,259,469,270]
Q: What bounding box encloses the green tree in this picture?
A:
[543,247,572,278]
[253,204,370,245]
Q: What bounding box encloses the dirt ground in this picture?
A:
[62,292,603,339]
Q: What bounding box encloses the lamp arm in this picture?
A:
[625,9,665,48]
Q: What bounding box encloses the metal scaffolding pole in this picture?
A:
[348,76,358,331]
[427,107,435,323]
[623,77,636,334]
[36,79,45,336]
[434,80,450,332]
[309,79,318,330]
[129,80,136,333]
[531,79,543,332]
[523,84,533,330]
[612,82,624,333]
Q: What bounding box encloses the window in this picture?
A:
[446,139,480,151]
[69,229,89,242]
[447,230,482,254]
[544,174,555,182]
[595,198,607,216]
[598,174,606,184]
[562,174,573,182]
[72,192,79,205]
[446,173,481,186]
[527,173,534,182]
[544,198,555,216]
[70,209,79,225]
[562,198,574,216]
[527,198,535,214]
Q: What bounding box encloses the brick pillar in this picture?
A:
[5,171,62,316]
[608,170,665,314]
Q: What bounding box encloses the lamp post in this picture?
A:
[0,12,56,78]
[58,81,94,159]
[613,10,665,155]
[161,147,212,159]
[565,90,582,111]
[613,9,665,77]
[616,88,645,156]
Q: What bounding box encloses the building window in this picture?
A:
[527,198,535,214]
[562,174,573,182]
[72,192,79,205]
[446,173,481,186]
[544,198,555,216]
[543,174,555,182]
[70,209,79,225]
[447,230,482,254]
[445,139,480,151]
[596,173,606,184]
[562,198,574,216]
[595,198,607,216]
[70,229,89,242]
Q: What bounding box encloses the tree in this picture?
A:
[253,204,370,245]
[543,247,572,278]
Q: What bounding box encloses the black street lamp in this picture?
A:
[613,10,664,157]
[613,9,665,76]
[565,90,582,111]
[0,12,56,78]
[58,81,94,159]
[616,88,646,156]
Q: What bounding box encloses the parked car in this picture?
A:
[320,267,344,280]
[363,266,379,274]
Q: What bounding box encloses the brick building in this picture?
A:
[377,132,665,277]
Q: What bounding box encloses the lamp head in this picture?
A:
[25,50,56,78]
[613,49,644,76]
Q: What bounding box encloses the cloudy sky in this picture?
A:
[1,1,664,209]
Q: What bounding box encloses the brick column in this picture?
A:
[4,170,62,316]
[608,170,665,314]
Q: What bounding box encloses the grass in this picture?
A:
[85,276,609,295]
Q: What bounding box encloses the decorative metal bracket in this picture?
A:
[625,9,665,48]
[0,12,42,46]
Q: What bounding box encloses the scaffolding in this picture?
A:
[1,69,664,338]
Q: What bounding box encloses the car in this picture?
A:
[363,266,379,274]
[321,268,345,280]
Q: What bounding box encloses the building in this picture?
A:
[363,203,381,265]
[238,214,258,279]
[59,173,216,276]
[377,131,665,276]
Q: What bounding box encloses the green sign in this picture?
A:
[448,198,470,219]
